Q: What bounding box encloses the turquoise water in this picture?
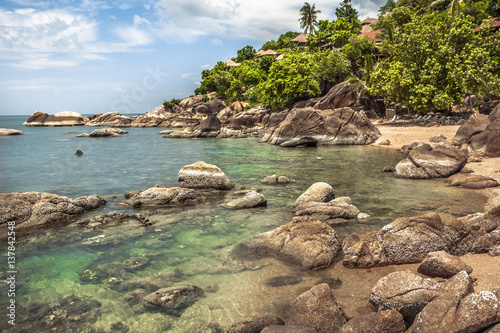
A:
[0,116,485,332]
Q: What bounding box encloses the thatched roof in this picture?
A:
[256,49,279,57]
[292,33,309,43]
[358,29,383,43]
[361,18,379,26]
[225,59,240,67]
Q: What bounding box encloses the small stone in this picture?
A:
[75,150,84,156]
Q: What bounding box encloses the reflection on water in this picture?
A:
[0,118,486,332]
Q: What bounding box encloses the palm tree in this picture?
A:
[299,2,321,33]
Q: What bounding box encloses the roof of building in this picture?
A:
[474,17,500,32]
[361,18,379,26]
[358,29,383,43]
[256,49,279,57]
[291,33,309,43]
[225,59,240,67]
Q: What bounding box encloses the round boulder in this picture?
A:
[417,251,473,278]
[222,191,267,210]
[178,161,233,190]
[294,182,335,207]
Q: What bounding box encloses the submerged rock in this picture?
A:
[222,191,267,210]
[0,128,24,135]
[178,161,234,190]
[23,111,84,126]
[232,217,342,270]
[76,212,152,229]
[142,285,204,317]
[261,175,296,185]
[228,316,284,333]
[0,192,106,238]
[260,107,380,147]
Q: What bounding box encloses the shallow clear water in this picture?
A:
[0,116,485,332]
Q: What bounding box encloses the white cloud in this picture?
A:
[210,38,223,46]
[201,64,210,68]
[181,72,199,80]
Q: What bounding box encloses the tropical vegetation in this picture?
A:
[194,0,500,114]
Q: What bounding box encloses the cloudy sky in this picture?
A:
[0,0,384,116]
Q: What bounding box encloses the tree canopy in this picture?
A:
[299,2,322,33]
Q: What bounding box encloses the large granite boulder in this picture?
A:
[222,191,267,210]
[369,270,473,324]
[84,112,134,127]
[232,217,342,270]
[446,173,499,189]
[0,192,106,238]
[417,251,473,278]
[394,144,467,179]
[77,127,128,137]
[409,291,500,333]
[259,107,380,147]
[0,128,24,135]
[452,209,500,255]
[293,196,361,222]
[453,104,500,157]
[142,285,204,316]
[313,82,357,110]
[165,115,221,138]
[339,310,406,333]
[178,161,233,190]
[228,316,284,333]
[286,283,348,333]
[23,111,84,126]
[118,186,205,208]
[343,213,468,268]
[294,182,336,207]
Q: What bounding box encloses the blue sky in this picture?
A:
[0,0,383,116]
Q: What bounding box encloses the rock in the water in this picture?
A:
[261,175,296,185]
[222,191,267,210]
[409,291,500,333]
[77,127,128,137]
[76,212,151,229]
[343,212,464,268]
[446,173,499,189]
[294,182,336,207]
[339,310,406,333]
[374,138,391,145]
[417,251,473,278]
[84,112,134,127]
[232,217,342,270]
[0,128,24,135]
[178,161,233,190]
[228,316,284,333]
[23,111,84,126]
[0,192,106,238]
[259,107,381,147]
[395,144,467,179]
[75,149,83,156]
[142,285,204,316]
[264,275,302,287]
[286,283,347,333]
[293,196,360,222]
[369,270,473,324]
[118,186,205,208]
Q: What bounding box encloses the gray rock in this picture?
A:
[0,192,106,238]
[417,251,473,278]
[339,310,406,333]
[76,212,151,229]
[118,186,204,208]
[293,197,360,221]
[222,191,267,210]
[232,217,342,270]
[142,285,204,316]
[178,161,233,190]
[77,127,128,137]
[286,283,347,333]
[410,291,500,333]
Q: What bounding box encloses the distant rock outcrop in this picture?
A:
[84,112,134,127]
[23,111,84,126]
[259,107,380,147]
[0,128,24,135]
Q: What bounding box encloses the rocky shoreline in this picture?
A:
[6,86,500,332]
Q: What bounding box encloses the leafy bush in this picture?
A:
[163,98,181,109]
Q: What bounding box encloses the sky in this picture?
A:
[0,0,385,116]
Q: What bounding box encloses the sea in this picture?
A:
[0,115,486,332]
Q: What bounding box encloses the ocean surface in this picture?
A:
[0,116,485,332]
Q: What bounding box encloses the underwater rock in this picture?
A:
[142,285,204,317]
[261,175,296,185]
[232,216,342,270]
[0,192,106,239]
[264,275,303,287]
[228,315,285,333]
[178,161,234,190]
[222,191,267,209]
[123,256,150,271]
[76,212,152,229]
